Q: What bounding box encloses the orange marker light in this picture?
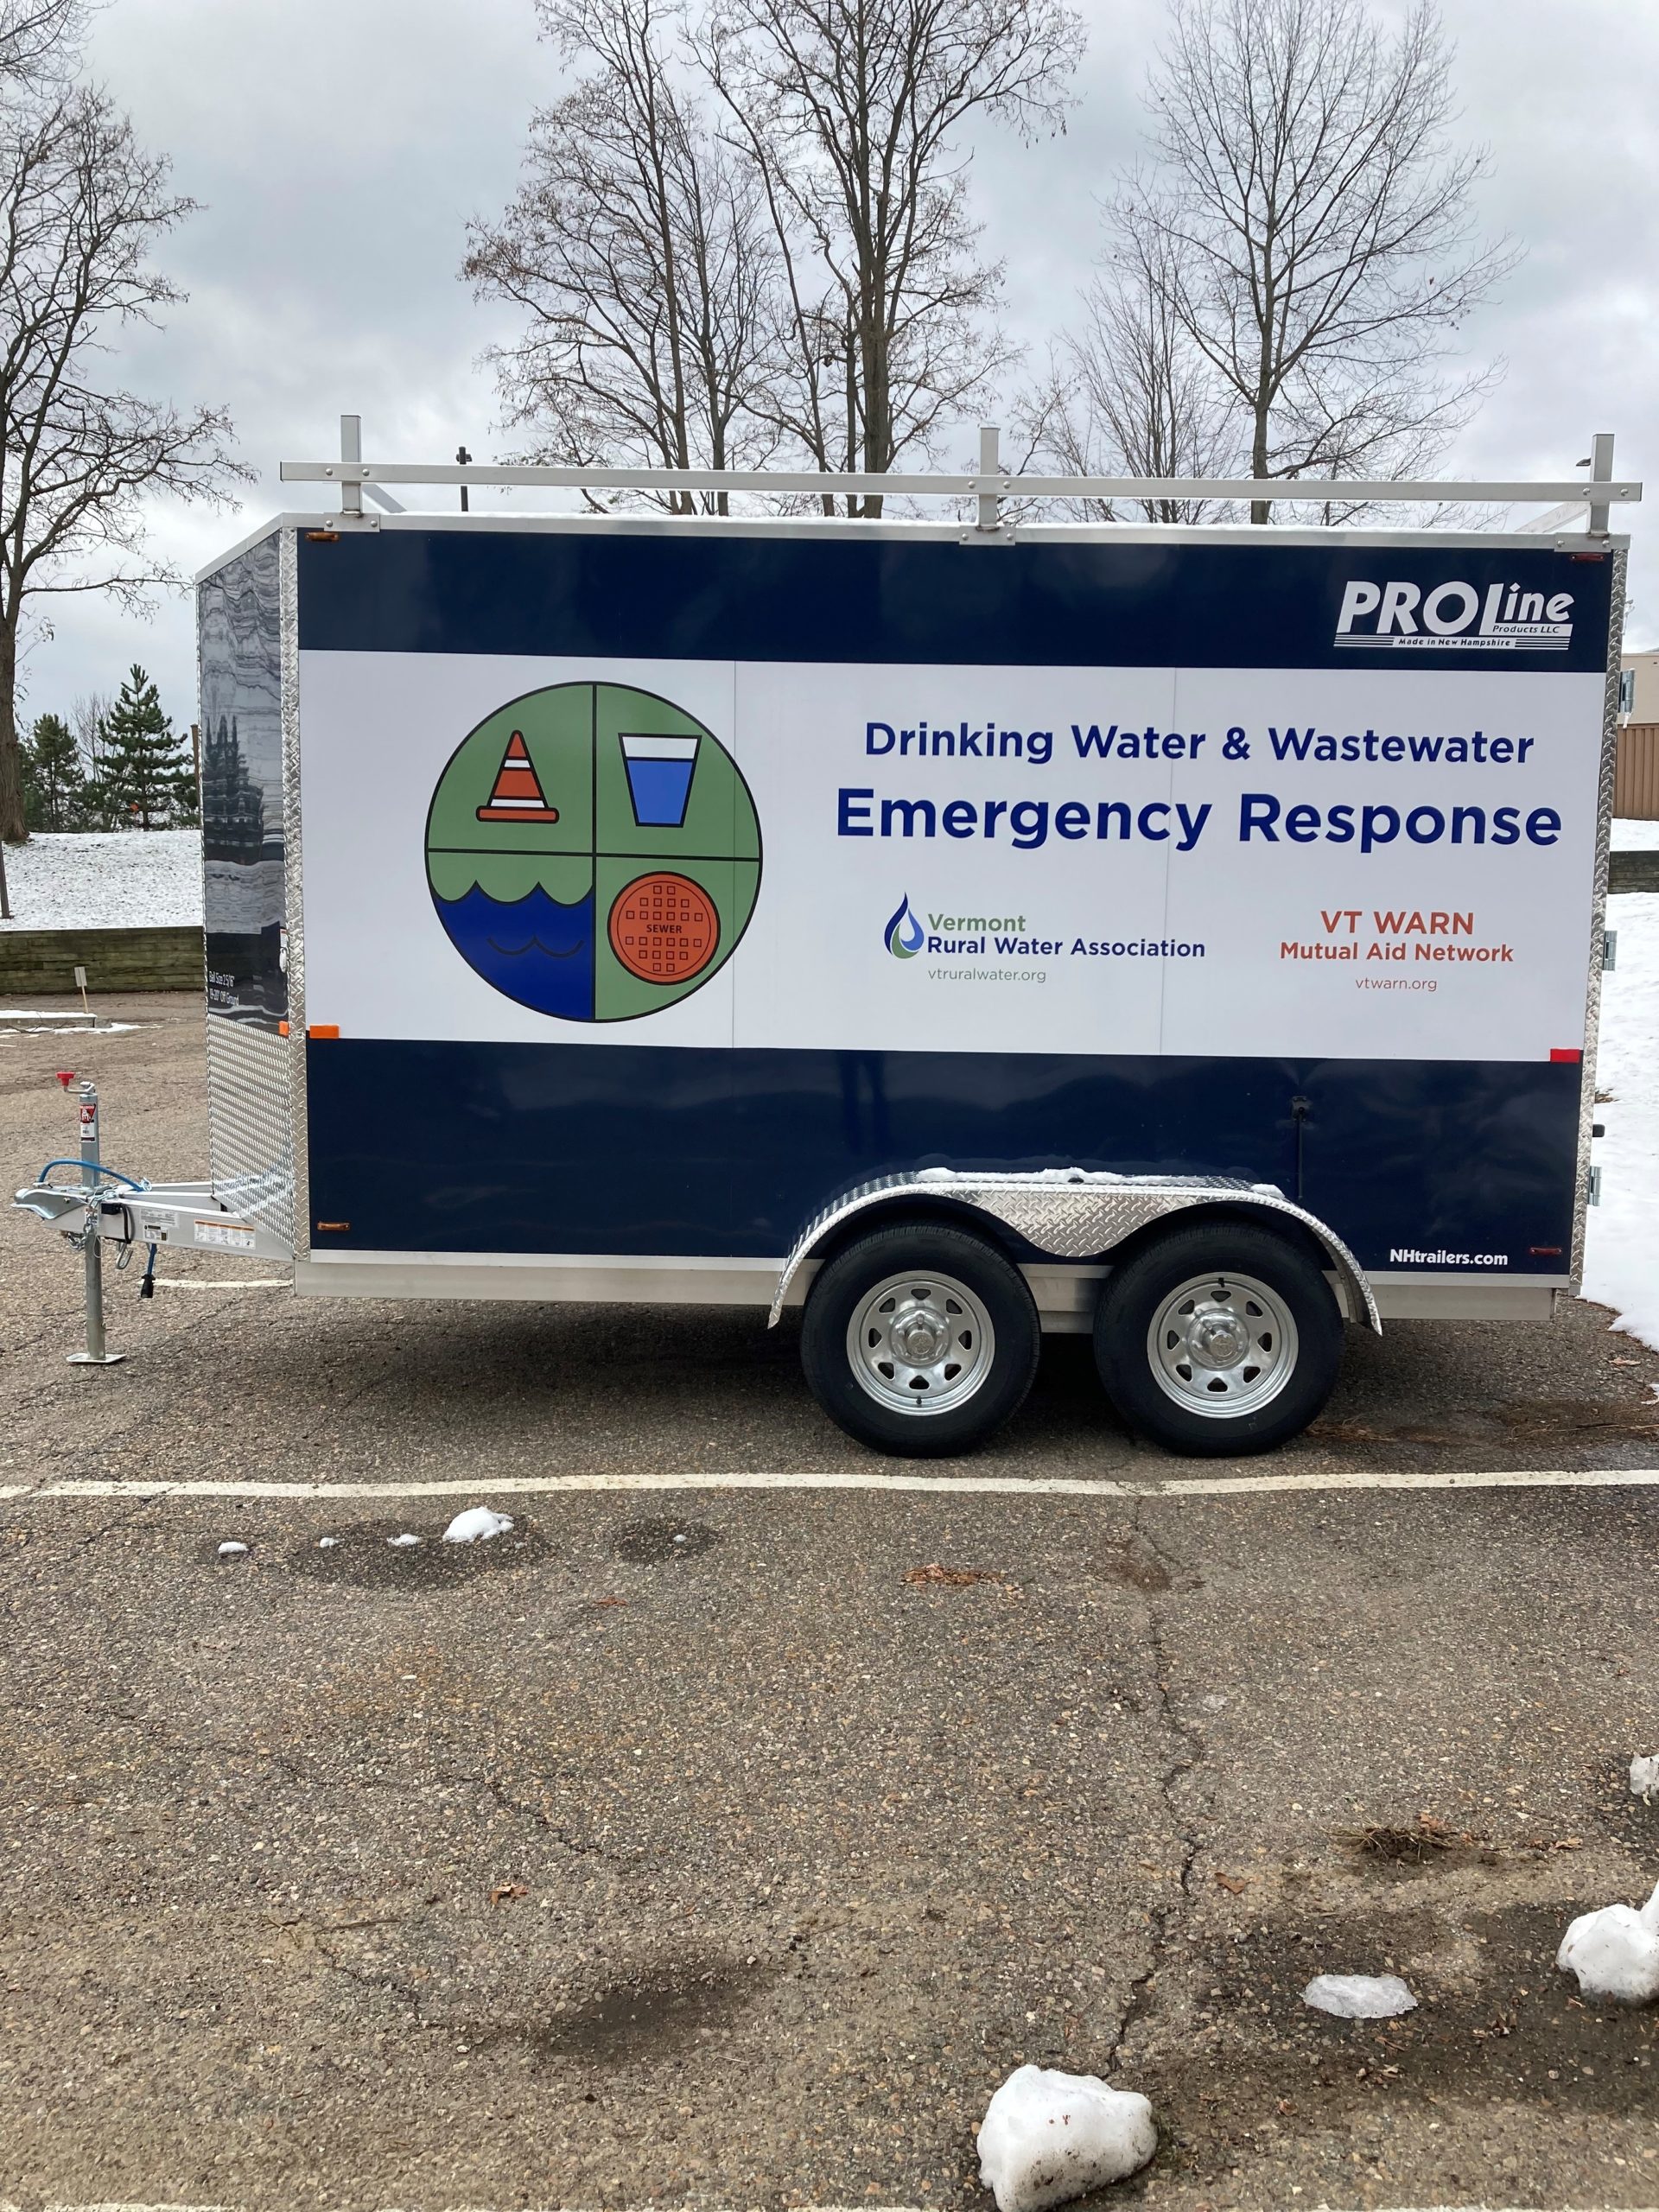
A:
[308,1024,340,1039]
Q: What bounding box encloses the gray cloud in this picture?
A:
[27,0,1656,733]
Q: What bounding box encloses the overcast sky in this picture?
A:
[26,0,1659,729]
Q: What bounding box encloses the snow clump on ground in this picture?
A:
[1631,1755,1659,1801]
[976,2064,1156,2211]
[386,1532,421,1548]
[1558,1878,1659,2003]
[442,1506,514,1543]
[1302,1973,1417,2018]
[216,1541,248,1558]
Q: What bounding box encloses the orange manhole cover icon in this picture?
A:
[609,872,720,983]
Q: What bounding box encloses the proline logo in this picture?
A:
[1335,578,1573,652]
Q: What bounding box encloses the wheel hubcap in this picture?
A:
[848,1272,996,1417]
[1147,1270,1299,1419]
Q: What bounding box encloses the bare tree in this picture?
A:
[1023,213,1240,524]
[464,0,780,514]
[0,35,245,847]
[0,0,85,88]
[1119,0,1517,521]
[68,684,106,815]
[702,0,1084,514]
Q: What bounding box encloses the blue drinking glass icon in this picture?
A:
[620,732,700,828]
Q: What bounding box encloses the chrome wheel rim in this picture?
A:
[1147,1270,1298,1419]
[847,1270,996,1416]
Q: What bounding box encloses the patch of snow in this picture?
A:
[977,2066,1155,2212]
[1630,1756,1659,1802]
[1557,1879,1659,2003]
[318,1535,342,1549]
[216,1540,249,1558]
[0,1015,137,1033]
[386,1532,422,1548]
[1302,1973,1417,2018]
[0,830,201,930]
[442,1505,514,1545]
[1615,817,1659,852]
[1582,888,1659,1351]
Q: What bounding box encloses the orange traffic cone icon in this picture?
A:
[476,731,560,823]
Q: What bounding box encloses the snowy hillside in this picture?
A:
[0,830,202,930]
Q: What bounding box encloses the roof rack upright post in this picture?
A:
[339,413,363,518]
[1588,432,1615,537]
[976,424,1003,533]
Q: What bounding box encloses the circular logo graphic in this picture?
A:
[424,683,760,1022]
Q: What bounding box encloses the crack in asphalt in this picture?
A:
[1104,1503,1205,2074]
[472,1770,629,1862]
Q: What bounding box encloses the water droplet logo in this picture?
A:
[885,893,924,959]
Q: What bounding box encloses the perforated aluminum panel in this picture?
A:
[207,1014,295,1253]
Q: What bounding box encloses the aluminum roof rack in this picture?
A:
[280,419,1640,536]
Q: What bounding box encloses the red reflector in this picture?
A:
[1529,1246,1562,1257]
[1549,1048,1582,1063]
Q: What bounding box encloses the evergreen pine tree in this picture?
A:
[99,664,193,830]
[201,712,264,861]
[22,712,86,831]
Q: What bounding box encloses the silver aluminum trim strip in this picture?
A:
[1364,1269,1565,1287]
[1572,545,1623,1290]
[302,1249,784,1271]
[1370,1282,1555,1320]
[280,525,309,1260]
[293,1255,787,1306]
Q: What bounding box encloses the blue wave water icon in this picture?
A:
[885,893,924,959]
[434,883,595,1020]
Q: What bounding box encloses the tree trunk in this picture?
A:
[0,620,25,843]
[1249,397,1271,527]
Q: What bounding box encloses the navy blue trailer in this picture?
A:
[28,441,1630,1456]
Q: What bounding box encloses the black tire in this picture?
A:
[1093,1222,1344,1458]
[801,1221,1041,1458]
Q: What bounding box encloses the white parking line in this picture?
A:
[16,2202,1657,2212]
[0,1464,1657,1504]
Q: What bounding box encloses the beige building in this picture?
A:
[1620,649,1659,722]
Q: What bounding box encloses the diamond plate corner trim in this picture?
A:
[207,1016,295,1252]
[768,1170,1379,1333]
[1571,546,1624,1290]
[279,525,310,1258]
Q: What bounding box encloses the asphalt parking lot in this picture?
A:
[5,992,1659,2211]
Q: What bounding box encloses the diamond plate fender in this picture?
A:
[767,1168,1381,1333]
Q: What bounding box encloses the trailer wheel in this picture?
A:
[801,1223,1040,1458]
[1094,1223,1343,1458]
